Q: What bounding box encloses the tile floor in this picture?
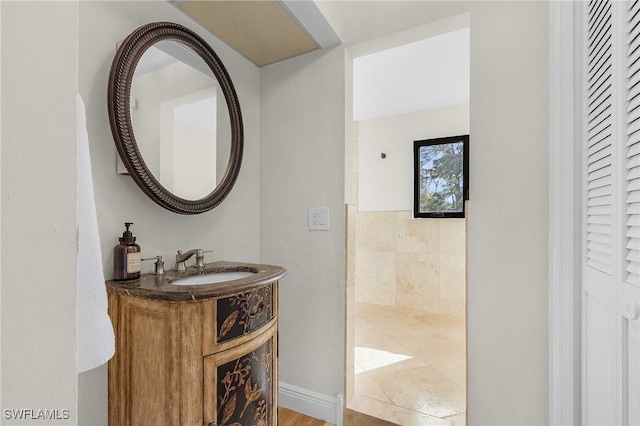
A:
[351,303,466,426]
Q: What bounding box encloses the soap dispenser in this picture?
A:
[113,222,141,281]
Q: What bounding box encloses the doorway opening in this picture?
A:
[344,20,469,426]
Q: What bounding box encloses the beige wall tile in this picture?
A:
[396,212,440,255]
[396,252,439,295]
[439,218,466,256]
[354,210,466,315]
[355,251,396,292]
[394,210,413,221]
[345,285,356,402]
[440,255,466,299]
[356,289,395,307]
[346,204,357,289]
[356,212,396,252]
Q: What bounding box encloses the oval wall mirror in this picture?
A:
[108,22,243,214]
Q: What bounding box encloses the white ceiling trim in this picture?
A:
[280,0,342,49]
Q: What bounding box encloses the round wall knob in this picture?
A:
[625,300,640,320]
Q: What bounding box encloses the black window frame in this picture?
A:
[413,134,469,219]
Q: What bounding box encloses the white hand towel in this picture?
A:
[76,93,115,373]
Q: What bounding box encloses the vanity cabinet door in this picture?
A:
[203,323,277,426]
[108,295,183,426]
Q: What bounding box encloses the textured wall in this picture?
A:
[466,2,549,423]
[357,104,469,212]
[1,2,79,422]
[260,47,346,398]
[78,2,261,424]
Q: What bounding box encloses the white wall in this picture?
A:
[466,2,548,423]
[78,2,261,424]
[353,28,470,121]
[0,2,549,424]
[1,1,78,423]
[1,0,3,411]
[357,104,469,212]
[262,1,548,424]
[261,47,346,399]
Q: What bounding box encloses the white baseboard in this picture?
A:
[279,382,343,426]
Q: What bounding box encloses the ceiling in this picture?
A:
[315,1,470,47]
[172,0,471,116]
[172,0,472,67]
[353,27,470,121]
[173,0,340,66]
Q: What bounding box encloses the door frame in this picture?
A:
[549,1,584,424]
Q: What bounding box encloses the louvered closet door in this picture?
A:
[583,1,618,423]
[621,1,640,423]
[582,1,640,424]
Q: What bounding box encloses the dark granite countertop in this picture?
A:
[106,261,286,302]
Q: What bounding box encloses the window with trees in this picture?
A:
[413,135,469,218]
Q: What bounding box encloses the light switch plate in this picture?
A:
[309,207,330,231]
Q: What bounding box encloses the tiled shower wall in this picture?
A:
[355,212,465,317]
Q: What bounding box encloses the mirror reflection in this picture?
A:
[131,40,231,201]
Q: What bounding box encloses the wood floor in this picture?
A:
[278,407,334,426]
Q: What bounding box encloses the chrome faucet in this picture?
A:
[175,249,198,272]
[175,249,212,272]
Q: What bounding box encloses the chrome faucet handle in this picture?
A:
[195,249,213,268]
[142,255,165,275]
[175,249,189,273]
[175,249,200,272]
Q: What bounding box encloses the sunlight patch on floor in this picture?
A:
[355,346,412,374]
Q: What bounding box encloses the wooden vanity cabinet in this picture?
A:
[107,281,279,426]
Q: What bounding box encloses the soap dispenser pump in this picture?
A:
[113,222,141,281]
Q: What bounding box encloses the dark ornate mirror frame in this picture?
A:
[108,22,243,214]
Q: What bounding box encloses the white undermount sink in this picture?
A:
[171,270,256,286]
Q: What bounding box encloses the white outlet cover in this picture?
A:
[308,207,330,231]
